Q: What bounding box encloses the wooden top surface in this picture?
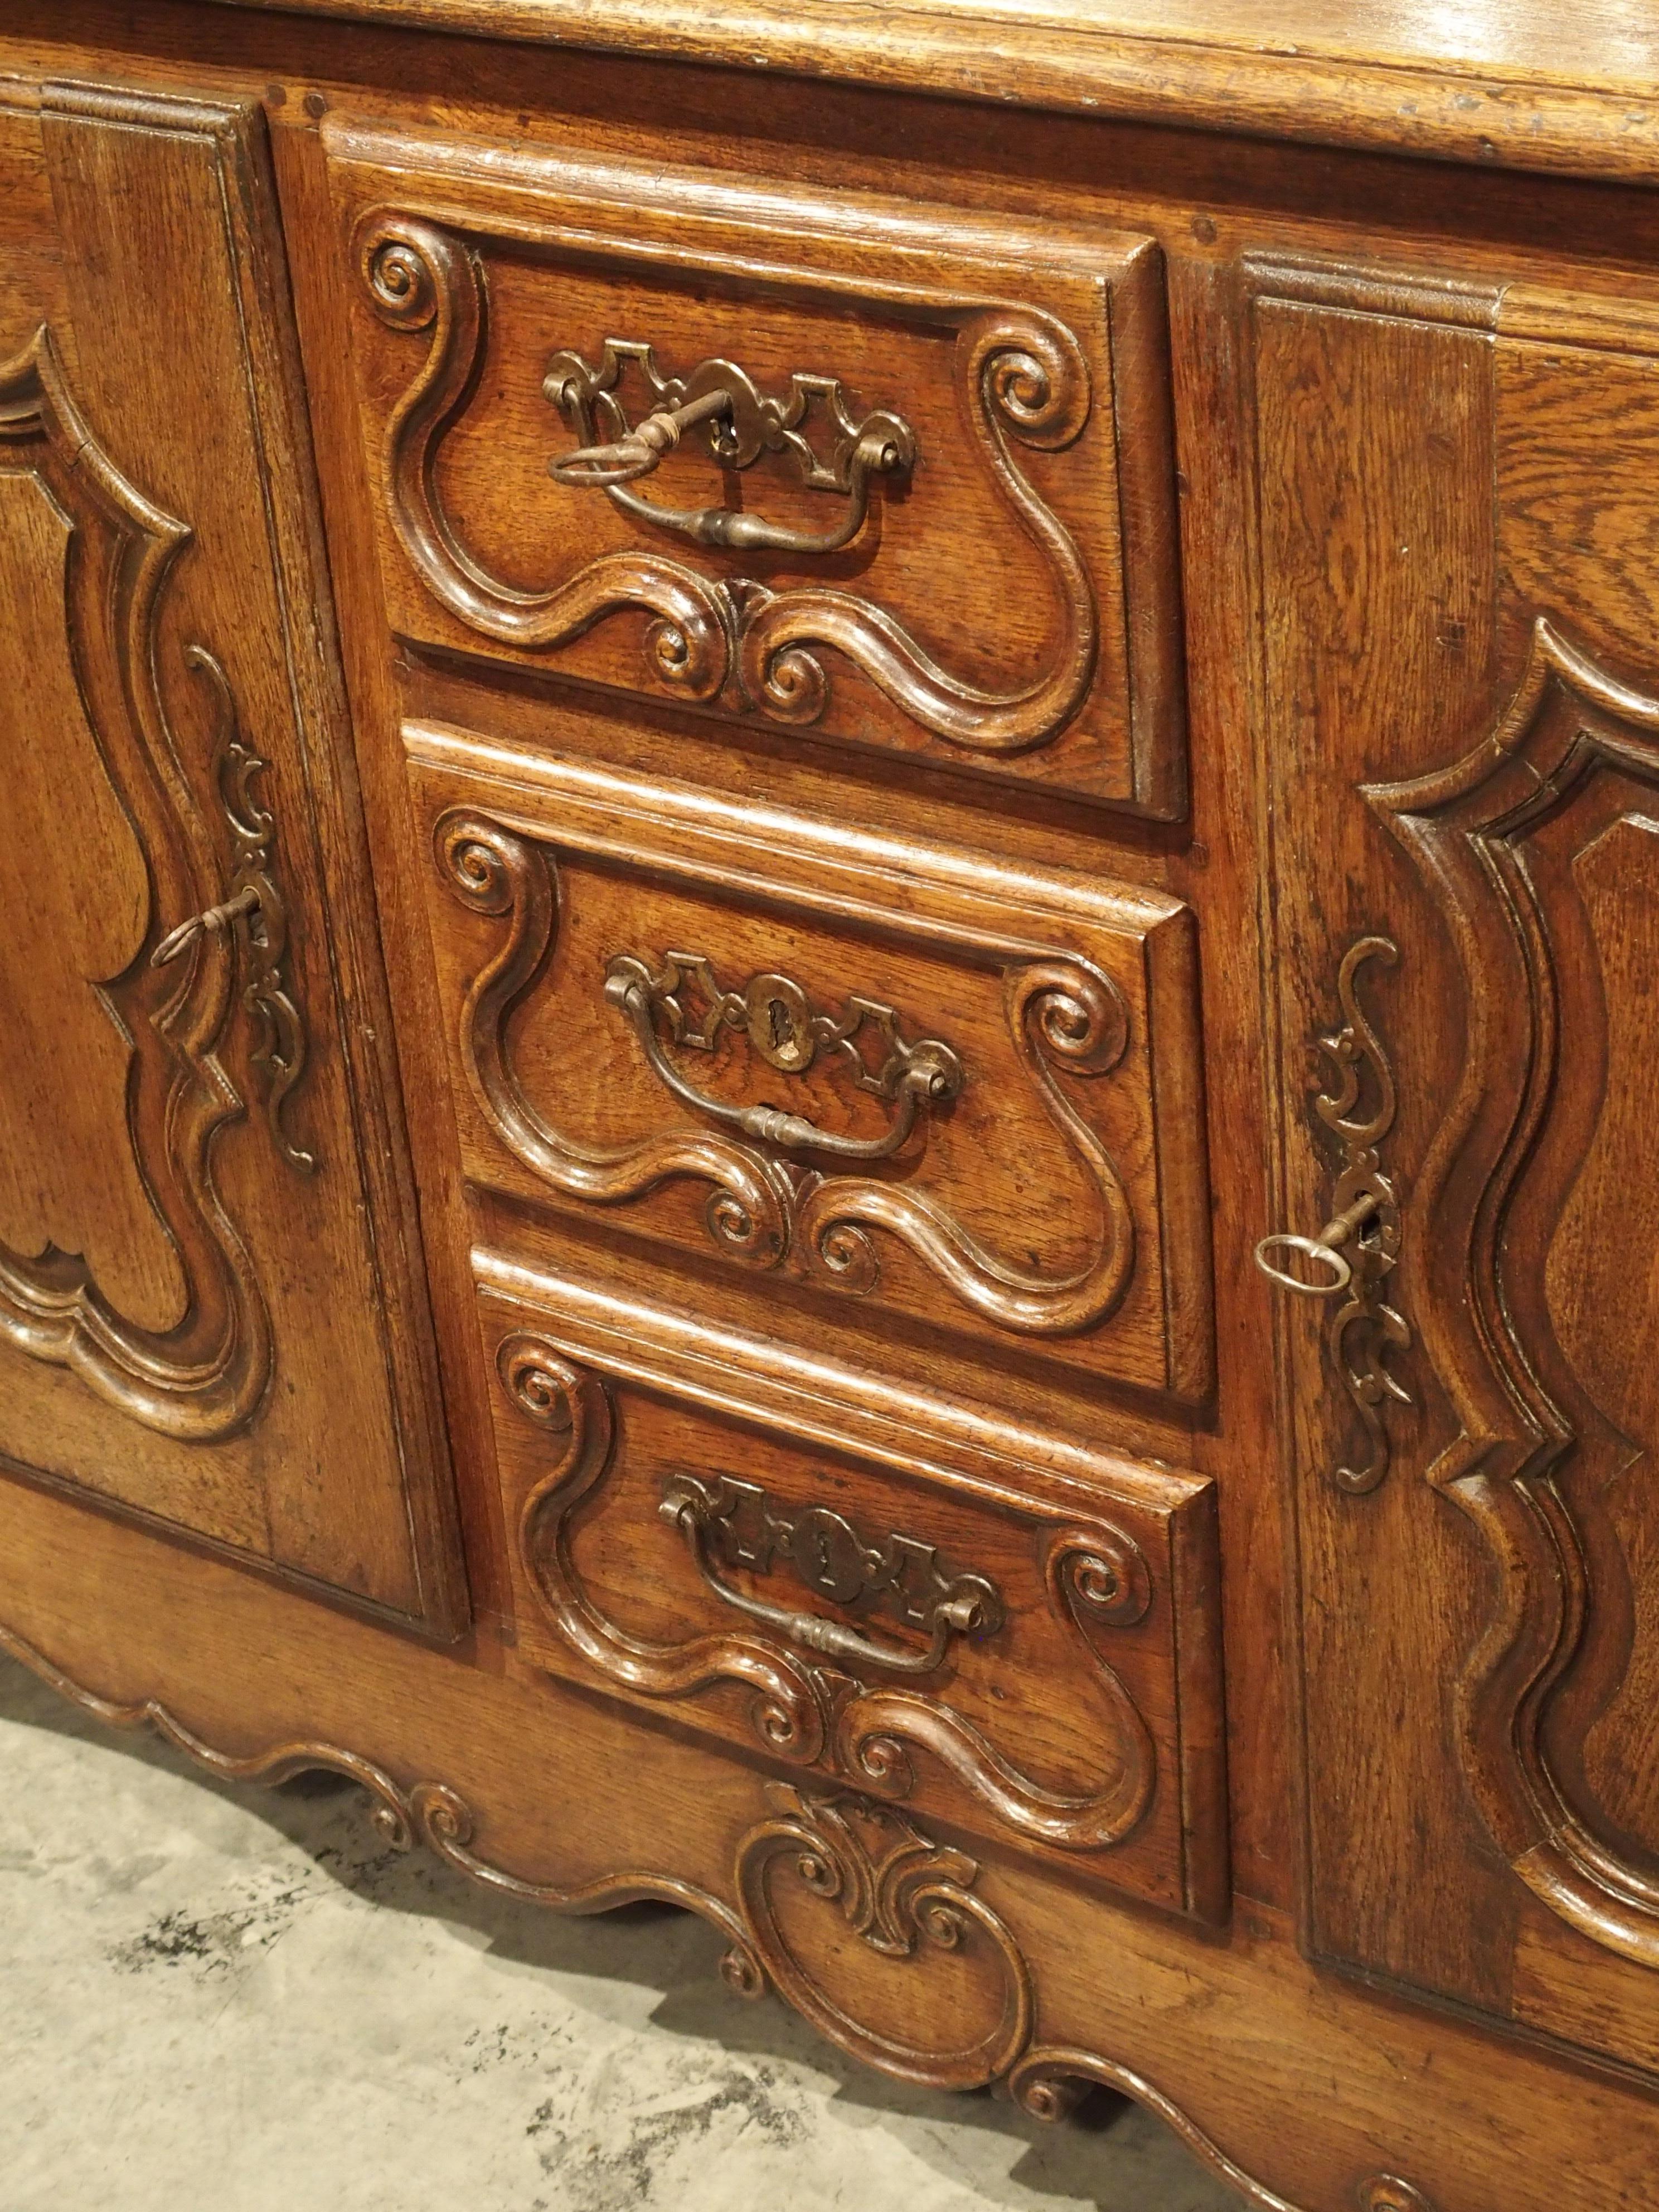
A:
[207,0,1659,183]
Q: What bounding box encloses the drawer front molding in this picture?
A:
[502,1327,1157,1851]
[477,1260,1228,1920]
[440,808,1137,1336]
[336,129,1185,815]
[413,726,1211,1400]
[355,204,1100,759]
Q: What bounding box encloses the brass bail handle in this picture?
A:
[1254,1191,1382,1299]
[548,385,733,488]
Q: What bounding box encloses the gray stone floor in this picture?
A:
[0,1656,1240,2211]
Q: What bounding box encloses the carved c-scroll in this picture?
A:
[502,1337,1160,1859]
[356,208,1099,759]
[793,954,1136,1333]
[501,1332,829,1764]
[1369,617,1659,1971]
[355,210,732,701]
[438,809,1136,1338]
[733,306,1098,748]
[834,1524,1156,1851]
[437,812,794,1269]
[0,327,271,1440]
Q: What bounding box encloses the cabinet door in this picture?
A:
[1251,250,1659,2061]
[0,80,464,1634]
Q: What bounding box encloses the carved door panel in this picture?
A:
[0,81,463,1633]
[1251,252,1659,2052]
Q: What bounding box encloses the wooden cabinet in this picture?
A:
[3,6,1659,2208]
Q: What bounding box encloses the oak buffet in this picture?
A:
[2,5,1657,2205]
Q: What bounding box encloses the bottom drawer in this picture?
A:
[475,1251,1228,1923]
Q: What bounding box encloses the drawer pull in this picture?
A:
[605,950,963,1162]
[545,341,916,556]
[661,1472,1003,1676]
[1254,935,1412,1493]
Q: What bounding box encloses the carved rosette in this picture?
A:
[1369,617,1659,1972]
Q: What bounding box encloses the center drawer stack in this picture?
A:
[323,119,1228,1925]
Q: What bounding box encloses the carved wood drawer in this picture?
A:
[406,721,1213,1404]
[328,124,1186,818]
[476,1253,1228,1922]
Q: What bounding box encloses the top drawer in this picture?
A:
[327,126,1186,818]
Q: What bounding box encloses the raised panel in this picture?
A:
[327,125,1187,818]
[406,719,1212,1404]
[0,462,184,1337]
[0,79,463,1632]
[476,1251,1229,1923]
[1370,622,1659,1972]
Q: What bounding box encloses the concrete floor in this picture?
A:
[1,1655,1241,2212]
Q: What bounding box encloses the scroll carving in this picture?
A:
[734,1784,1032,2088]
[203,653,316,1177]
[1369,617,1659,1971]
[439,811,1136,1338]
[0,1617,764,2000]
[356,211,732,700]
[0,326,272,1440]
[5,1617,1395,2209]
[733,308,1097,751]
[502,1336,1158,1857]
[356,208,1099,758]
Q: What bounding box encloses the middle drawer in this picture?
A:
[406,719,1211,1404]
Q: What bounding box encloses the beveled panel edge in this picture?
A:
[472,1245,1210,1523]
[402,717,1186,950]
[324,117,1162,286]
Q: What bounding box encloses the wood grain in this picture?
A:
[205,0,1659,188]
[4,1,1659,2193]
